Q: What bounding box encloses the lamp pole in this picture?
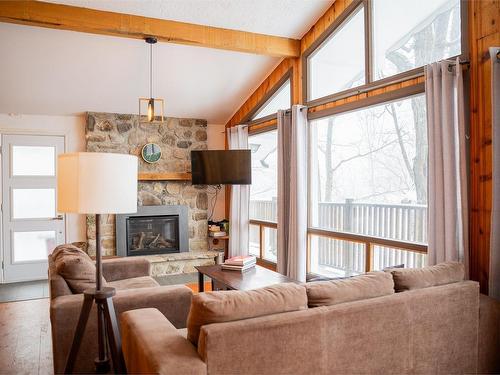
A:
[64,213,125,374]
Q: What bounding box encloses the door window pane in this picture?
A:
[13,230,56,262]
[252,80,291,120]
[249,130,278,222]
[309,95,428,244]
[308,6,365,100]
[309,235,365,277]
[12,189,55,219]
[372,0,461,80]
[12,146,55,176]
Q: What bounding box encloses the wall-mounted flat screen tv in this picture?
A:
[191,150,251,185]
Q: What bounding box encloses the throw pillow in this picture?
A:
[52,244,106,293]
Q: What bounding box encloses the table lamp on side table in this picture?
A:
[57,152,138,374]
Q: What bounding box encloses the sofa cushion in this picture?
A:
[387,261,465,292]
[108,276,159,290]
[306,271,394,308]
[187,283,307,346]
[52,244,105,293]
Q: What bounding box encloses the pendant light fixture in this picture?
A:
[139,37,164,122]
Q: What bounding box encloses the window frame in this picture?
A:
[244,69,293,125]
[248,126,279,265]
[306,84,429,274]
[302,0,469,108]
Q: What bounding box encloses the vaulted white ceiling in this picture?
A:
[0,1,333,124]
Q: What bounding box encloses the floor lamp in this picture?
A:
[57,152,138,374]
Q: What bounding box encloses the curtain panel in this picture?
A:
[489,47,500,299]
[425,59,469,272]
[227,125,250,257]
[277,105,308,282]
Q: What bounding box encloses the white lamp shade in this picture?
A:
[57,152,138,214]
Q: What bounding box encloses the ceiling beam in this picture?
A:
[0,1,301,58]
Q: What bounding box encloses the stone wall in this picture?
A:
[85,112,208,256]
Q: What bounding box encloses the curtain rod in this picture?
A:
[447,59,470,70]
[232,107,308,129]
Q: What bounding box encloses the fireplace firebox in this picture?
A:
[116,205,189,257]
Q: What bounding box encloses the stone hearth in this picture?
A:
[85,112,219,274]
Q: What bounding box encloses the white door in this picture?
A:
[1,134,66,283]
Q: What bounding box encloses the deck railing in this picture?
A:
[250,199,427,275]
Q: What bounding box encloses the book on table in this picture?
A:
[221,262,256,272]
[224,255,256,266]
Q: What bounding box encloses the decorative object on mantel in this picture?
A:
[57,152,138,374]
[139,37,164,123]
[141,142,162,163]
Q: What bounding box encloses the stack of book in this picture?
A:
[209,231,227,237]
[221,255,256,272]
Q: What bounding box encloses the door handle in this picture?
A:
[51,215,64,221]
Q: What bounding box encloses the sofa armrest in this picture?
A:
[102,257,150,281]
[112,285,192,329]
[50,285,193,374]
[121,308,206,375]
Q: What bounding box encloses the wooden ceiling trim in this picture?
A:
[0,0,301,58]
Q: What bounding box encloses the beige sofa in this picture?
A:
[48,249,193,374]
[121,263,500,375]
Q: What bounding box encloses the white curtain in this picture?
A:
[489,47,500,299]
[277,105,308,282]
[426,59,468,272]
[227,125,250,257]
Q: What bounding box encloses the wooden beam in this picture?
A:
[0,1,300,58]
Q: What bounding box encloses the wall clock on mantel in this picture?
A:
[141,143,162,164]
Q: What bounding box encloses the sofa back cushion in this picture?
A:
[52,244,106,294]
[387,261,465,292]
[187,283,307,346]
[306,271,394,308]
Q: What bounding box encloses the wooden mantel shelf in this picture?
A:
[138,172,192,181]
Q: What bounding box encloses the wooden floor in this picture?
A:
[0,280,212,375]
[0,280,48,303]
[0,298,52,375]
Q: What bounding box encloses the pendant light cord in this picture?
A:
[150,41,153,99]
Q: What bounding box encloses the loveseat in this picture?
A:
[48,245,193,374]
[121,262,500,375]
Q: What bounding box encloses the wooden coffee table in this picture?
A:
[195,264,300,292]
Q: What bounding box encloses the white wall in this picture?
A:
[207,124,227,221]
[0,113,87,243]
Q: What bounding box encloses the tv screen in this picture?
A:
[191,150,251,185]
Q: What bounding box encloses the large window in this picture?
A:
[308,6,365,101]
[249,130,278,262]
[306,0,462,102]
[372,0,461,80]
[309,94,428,277]
[251,79,291,121]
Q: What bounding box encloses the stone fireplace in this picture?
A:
[116,205,189,257]
[85,112,219,276]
